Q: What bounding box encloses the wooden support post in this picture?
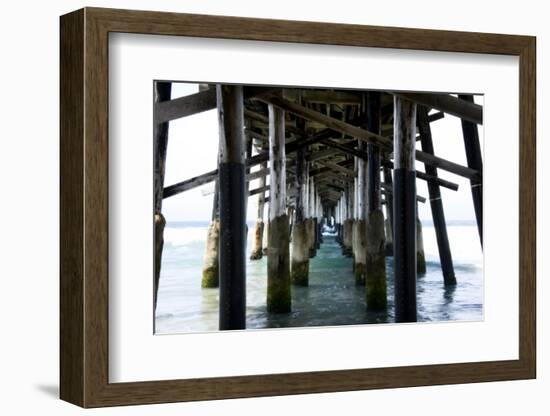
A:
[416,209,426,275]
[351,157,364,272]
[342,184,353,256]
[291,146,309,285]
[153,81,171,313]
[201,179,220,288]
[335,199,341,243]
[393,96,417,323]
[459,94,483,246]
[316,192,322,247]
[267,104,291,313]
[418,107,456,284]
[217,85,246,330]
[364,92,387,309]
[262,216,269,255]
[383,161,394,256]
[250,160,267,260]
[308,177,317,258]
[354,140,367,285]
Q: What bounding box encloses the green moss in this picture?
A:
[249,249,263,260]
[267,215,291,313]
[291,260,309,286]
[201,266,219,288]
[365,255,387,310]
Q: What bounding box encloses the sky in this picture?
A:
[161,82,483,224]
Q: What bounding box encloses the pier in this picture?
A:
[154,83,483,329]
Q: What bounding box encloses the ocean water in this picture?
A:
[155,221,483,334]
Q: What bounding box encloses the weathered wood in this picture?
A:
[383,161,394,231]
[393,96,417,323]
[291,143,309,285]
[259,94,479,180]
[428,111,445,123]
[381,183,426,204]
[153,82,172,213]
[318,160,356,177]
[153,81,171,313]
[202,176,221,288]
[459,94,483,246]
[354,139,367,285]
[250,158,267,260]
[393,92,483,125]
[156,88,216,124]
[246,129,268,143]
[366,91,382,214]
[217,85,246,330]
[418,106,456,285]
[307,147,340,162]
[321,139,460,191]
[364,91,387,308]
[157,85,275,123]
[283,89,362,104]
[267,104,291,312]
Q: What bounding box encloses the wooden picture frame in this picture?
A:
[60,7,536,408]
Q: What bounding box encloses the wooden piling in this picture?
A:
[291,147,309,286]
[307,177,317,258]
[383,160,394,256]
[153,81,171,313]
[459,94,483,246]
[393,96,417,323]
[250,159,267,260]
[354,140,367,286]
[262,218,269,255]
[417,106,456,285]
[201,179,220,287]
[217,85,246,330]
[342,185,353,256]
[267,104,291,313]
[364,91,387,309]
[201,217,220,287]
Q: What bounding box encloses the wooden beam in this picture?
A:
[306,147,340,162]
[156,88,216,124]
[459,94,483,246]
[393,92,482,125]
[381,159,459,192]
[283,89,362,104]
[153,81,171,314]
[428,111,445,123]
[246,129,268,143]
[381,183,426,203]
[163,127,337,198]
[249,185,269,197]
[418,106,456,285]
[258,94,480,180]
[157,86,275,123]
[317,160,356,177]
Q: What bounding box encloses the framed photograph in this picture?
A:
[60,7,536,408]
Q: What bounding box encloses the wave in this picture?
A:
[164,226,208,247]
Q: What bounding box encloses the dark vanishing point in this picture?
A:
[153,83,483,330]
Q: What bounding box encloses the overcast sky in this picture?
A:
[161,83,483,224]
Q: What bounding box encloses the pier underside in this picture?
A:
[154,83,483,330]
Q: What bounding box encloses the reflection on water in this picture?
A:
[156,225,483,334]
